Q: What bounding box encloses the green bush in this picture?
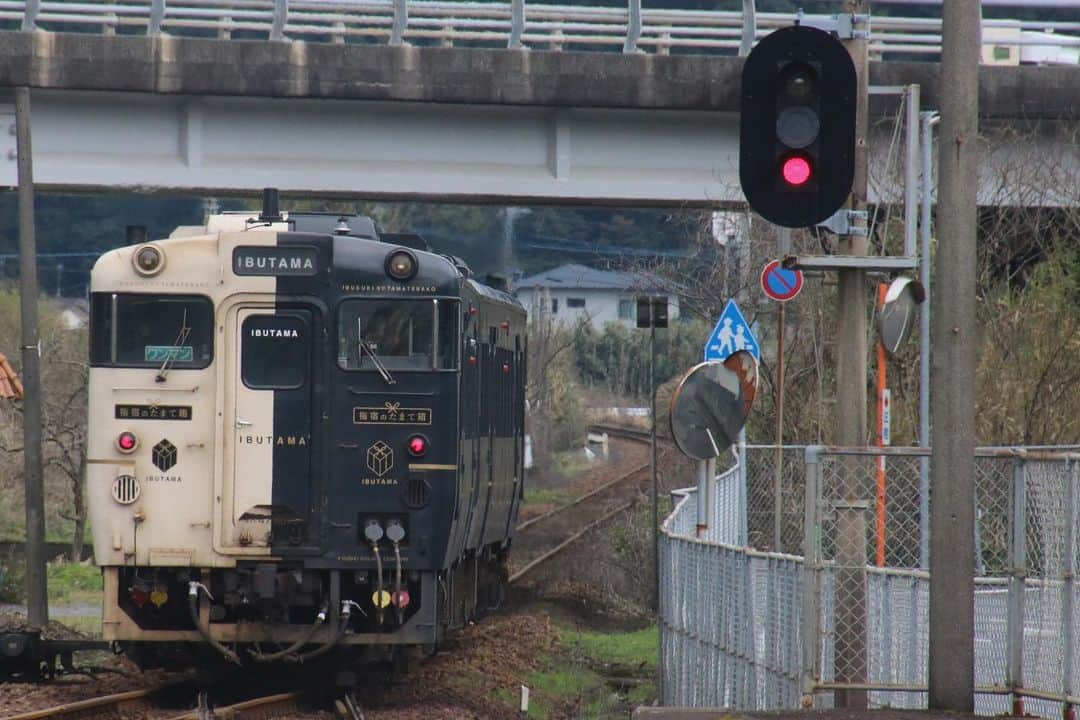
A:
[0,561,26,603]
[47,562,102,603]
[572,318,710,400]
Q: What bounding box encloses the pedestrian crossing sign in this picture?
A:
[704,299,759,362]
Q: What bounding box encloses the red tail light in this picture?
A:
[407,435,428,457]
[117,431,138,453]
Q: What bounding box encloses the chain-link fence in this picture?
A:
[659,445,1080,716]
[660,452,805,708]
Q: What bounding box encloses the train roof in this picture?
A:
[100,211,521,307]
[171,211,378,239]
[466,278,523,309]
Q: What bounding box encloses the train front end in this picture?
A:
[84,209,523,666]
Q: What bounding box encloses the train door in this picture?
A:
[460,324,483,549]
[224,306,320,553]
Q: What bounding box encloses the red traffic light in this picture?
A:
[781,155,813,187]
[738,24,857,227]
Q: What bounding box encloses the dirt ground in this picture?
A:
[0,434,685,719]
[0,645,185,718]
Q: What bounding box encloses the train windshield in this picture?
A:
[89,293,214,369]
[338,299,459,371]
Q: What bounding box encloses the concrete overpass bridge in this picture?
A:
[0,1,1077,206]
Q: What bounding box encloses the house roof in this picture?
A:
[514,264,655,292]
[0,352,23,401]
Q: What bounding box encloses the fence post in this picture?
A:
[738,429,748,545]
[622,0,641,53]
[270,0,288,41]
[391,0,409,46]
[22,0,39,31]
[1064,460,1077,719]
[696,461,708,538]
[800,446,823,708]
[1007,455,1027,715]
[743,550,759,706]
[149,0,166,36]
[509,0,525,48]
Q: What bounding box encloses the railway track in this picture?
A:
[5,685,337,720]
[164,690,308,720]
[4,687,157,720]
[509,424,655,584]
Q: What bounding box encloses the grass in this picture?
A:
[505,624,659,718]
[47,562,103,604]
[551,449,591,480]
[524,486,575,507]
[566,626,658,671]
[524,662,609,719]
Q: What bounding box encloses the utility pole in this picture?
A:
[929,0,980,711]
[16,87,48,629]
[833,0,870,709]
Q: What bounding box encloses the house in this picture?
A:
[58,299,90,330]
[514,263,679,329]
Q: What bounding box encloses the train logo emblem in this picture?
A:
[366,441,394,477]
[152,439,178,472]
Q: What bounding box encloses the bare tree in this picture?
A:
[0,293,89,560]
[525,288,586,472]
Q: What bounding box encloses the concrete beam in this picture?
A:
[0,88,1072,205]
[0,90,741,206]
[0,32,1077,119]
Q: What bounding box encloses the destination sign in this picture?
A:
[115,404,193,421]
[145,345,193,362]
[233,246,319,276]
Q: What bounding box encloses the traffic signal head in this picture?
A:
[739,25,857,228]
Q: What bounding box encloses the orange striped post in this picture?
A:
[0,351,24,401]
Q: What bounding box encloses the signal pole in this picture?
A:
[16,87,48,629]
[831,0,870,710]
[929,0,980,711]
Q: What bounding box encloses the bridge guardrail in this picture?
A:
[660,445,1080,716]
[1,1,1077,60]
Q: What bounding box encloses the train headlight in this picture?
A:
[132,244,166,277]
[116,430,139,454]
[385,249,417,281]
[407,434,428,457]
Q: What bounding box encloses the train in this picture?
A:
[83,191,526,668]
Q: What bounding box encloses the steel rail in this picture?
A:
[4,688,156,720]
[587,422,651,439]
[509,499,636,584]
[510,423,654,582]
[515,461,648,532]
[162,691,305,720]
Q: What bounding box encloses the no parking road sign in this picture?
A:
[760,260,804,302]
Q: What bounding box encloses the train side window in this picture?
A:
[437,300,460,370]
[89,293,213,369]
[241,314,309,390]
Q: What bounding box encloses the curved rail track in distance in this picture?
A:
[509,423,659,584]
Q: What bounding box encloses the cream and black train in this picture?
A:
[86,195,526,666]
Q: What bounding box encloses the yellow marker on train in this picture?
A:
[372,590,392,609]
